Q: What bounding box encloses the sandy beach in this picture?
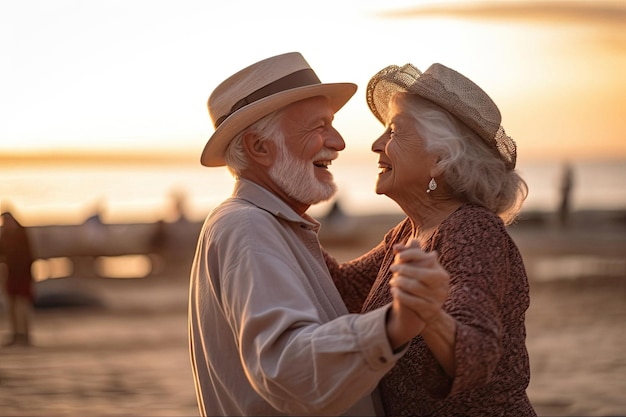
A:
[1,211,625,416]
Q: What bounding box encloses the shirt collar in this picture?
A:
[233,178,320,231]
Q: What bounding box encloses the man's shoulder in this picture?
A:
[212,196,251,213]
[206,198,280,235]
[201,198,298,259]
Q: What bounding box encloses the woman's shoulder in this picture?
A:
[449,203,503,226]
[439,203,507,239]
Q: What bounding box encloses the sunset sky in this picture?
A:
[2,0,626,162]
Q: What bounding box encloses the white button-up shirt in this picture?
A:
[188,179,403,416]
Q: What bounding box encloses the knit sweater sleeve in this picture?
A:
[430,207,511,395]
[324,220,409,313]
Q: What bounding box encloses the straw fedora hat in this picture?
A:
[201,52,357,167]
[366,63,517,169]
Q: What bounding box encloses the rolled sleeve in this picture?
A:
[353,304,408,369]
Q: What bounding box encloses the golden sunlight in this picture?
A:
[2,0,625,226]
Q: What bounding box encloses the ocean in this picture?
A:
[1,157,625,226]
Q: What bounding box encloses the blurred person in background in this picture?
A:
[558,161,574,227]
[0,206,35,347]
[188,52,450,416]
[325,63,536,416]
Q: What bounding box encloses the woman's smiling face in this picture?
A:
[371,103,436,205]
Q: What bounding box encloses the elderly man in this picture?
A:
[188,52,449,416]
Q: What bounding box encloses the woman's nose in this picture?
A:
[371,132,387,153]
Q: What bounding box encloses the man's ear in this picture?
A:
[242,132,275,167]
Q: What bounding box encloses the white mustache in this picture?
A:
[312,150,339,162]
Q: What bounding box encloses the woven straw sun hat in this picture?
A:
[201,52,357,167]
[366,63,516,169]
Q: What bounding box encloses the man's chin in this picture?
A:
[300,181,337,206]
[271,163,337,206]
[306,190,337,206]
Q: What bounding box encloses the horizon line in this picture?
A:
[1,149,626,165]
[0,150,199,165]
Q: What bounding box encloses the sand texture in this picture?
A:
[1,210,625,416]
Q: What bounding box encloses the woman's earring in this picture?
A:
[427,178,437,193]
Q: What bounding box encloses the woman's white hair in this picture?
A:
[224,109,286,177]
[392,92,528,225]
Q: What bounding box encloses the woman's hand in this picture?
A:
[385,239,450,350]
[390,240,449,325]
[389,239,457,376]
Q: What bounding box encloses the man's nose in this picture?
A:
[326,129,346,151]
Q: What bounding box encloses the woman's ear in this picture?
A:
[242,132,275,167]
[429,155,442,178]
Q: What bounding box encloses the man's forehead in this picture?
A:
[283,96,333,121]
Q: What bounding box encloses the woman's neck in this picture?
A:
[406,199,465,246]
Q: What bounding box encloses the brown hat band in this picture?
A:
[214,68,321,128]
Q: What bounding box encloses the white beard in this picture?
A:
[269,142,337,206]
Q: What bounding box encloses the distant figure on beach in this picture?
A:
[81,200,107,254]
[188,52,450,416]
[321,198,354,230]
[324,63,536,415]
[0,209,35,347]
[558,162,574,227]
[324,199,346,222]
[318,198,361,245]
[167,188,188,223]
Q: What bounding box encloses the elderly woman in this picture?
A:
[325,63,536,416]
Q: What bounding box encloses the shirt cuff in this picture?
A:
[352,304,409,370]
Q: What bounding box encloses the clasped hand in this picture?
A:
[386,239,450,349]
